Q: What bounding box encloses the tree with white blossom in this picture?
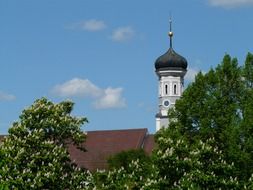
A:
[153,53,253,189]
[93,158,160,190]
[154,125,240,189]
[0,98,90,189]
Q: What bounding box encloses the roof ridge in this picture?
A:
[86,128,148,133]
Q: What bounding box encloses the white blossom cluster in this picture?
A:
[91,159,160,190]
[155,135,240,189]
[0,98,88,189]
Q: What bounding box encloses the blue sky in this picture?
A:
[1,0,253,134]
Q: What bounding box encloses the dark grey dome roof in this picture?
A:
[155,48,188,70]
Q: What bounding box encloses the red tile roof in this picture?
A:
[0,135,5,143]
[143,134,155,155]
[1,128,155,171]
[68,128,155,171]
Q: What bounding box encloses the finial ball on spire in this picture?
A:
[168,16,173,48]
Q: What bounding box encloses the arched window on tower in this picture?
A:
[165,84,168,95]
[173,84,177,95]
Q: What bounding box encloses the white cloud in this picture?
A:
[111,26,135,42]
[93,88,126,109]
[52,78,102,97]
[82,19,106,31]
[66,19,106,31]
[51,78,126,109]
[208,0,253,8]
[185,68,201,82]
[0,91,15,101]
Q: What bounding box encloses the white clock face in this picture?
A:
[163,99,170,107]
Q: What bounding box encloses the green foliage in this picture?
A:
[108,149,151,170]
[155,127,239,189]
[0,98,90,189]
[172,55,242,141]
[93,159,160,190]
[0,184,9,190]
[154,53,253,189]
[243,52,253,88]
[95,149,158,189]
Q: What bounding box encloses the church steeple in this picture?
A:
[154,20,188,131]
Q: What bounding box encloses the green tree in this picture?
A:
[154,53,253,189]
[102,149,157,189]
[107,149,152,171]
[243,52,253,88]
[0,184,9,190]
[239,52,253,178]
[93,159,160,190]
[0,148,9,190]
[155,126,239,189]
[0,98,90,189]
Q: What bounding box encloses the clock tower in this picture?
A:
[155,20,188,131]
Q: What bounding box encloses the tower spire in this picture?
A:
[168,17,173,49]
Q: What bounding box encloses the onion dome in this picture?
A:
[155,47,188,70]
[155,18,187,70]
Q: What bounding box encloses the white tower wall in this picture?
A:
[155,69,186,131]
